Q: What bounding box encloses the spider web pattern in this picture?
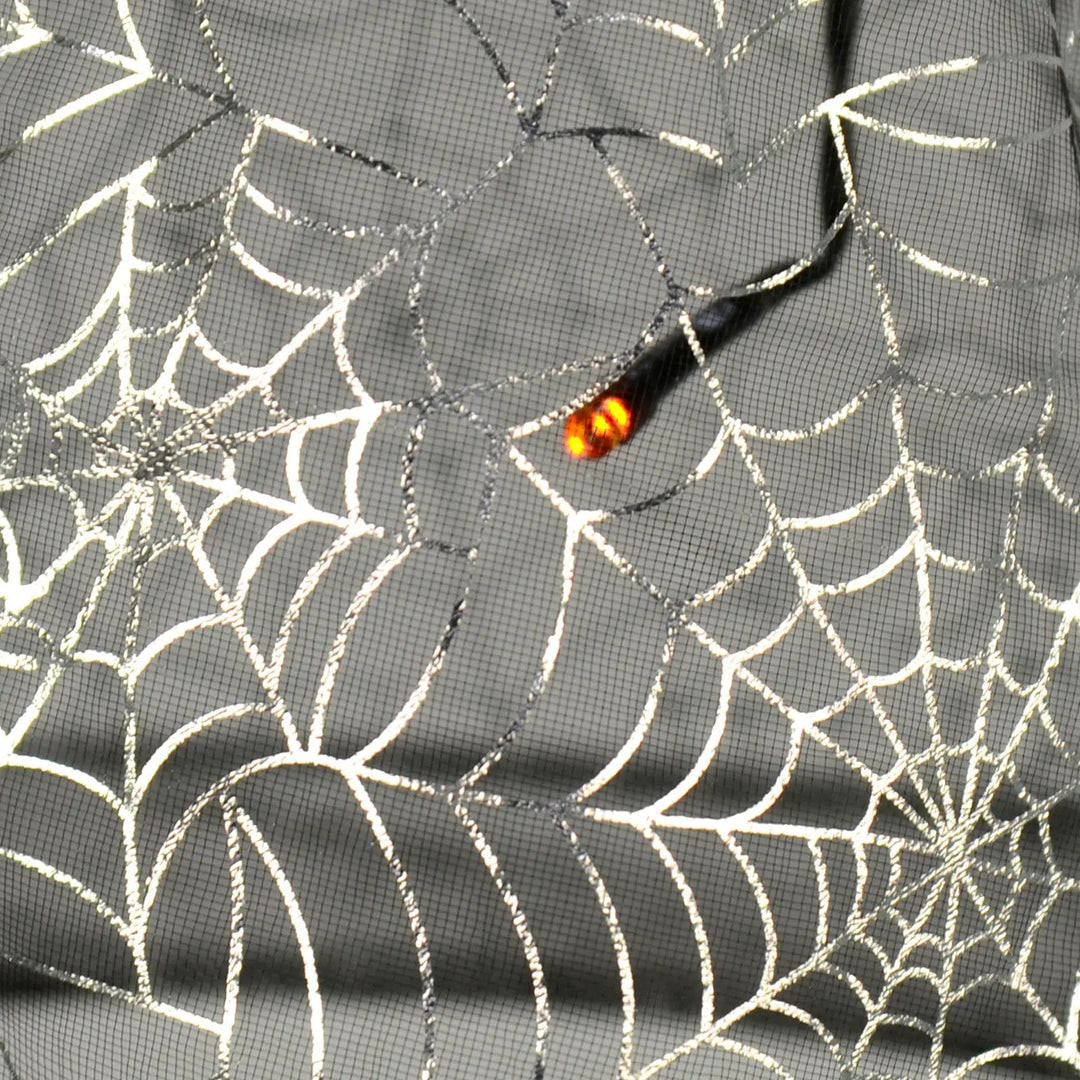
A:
[3,1,1080,1078]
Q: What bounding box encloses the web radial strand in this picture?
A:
[2,1,1080,1078]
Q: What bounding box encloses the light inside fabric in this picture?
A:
[3,2,1080,1077]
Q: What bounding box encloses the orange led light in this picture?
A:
[564,394,635,459]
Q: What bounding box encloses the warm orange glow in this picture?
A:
[591,413,613,437]
[564,394,635,459]
[603,396,630,432]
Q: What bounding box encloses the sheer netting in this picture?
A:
[4,2,1080,1078]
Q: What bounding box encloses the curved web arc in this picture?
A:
[1,2,1080,1079]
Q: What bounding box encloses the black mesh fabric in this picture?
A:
[3,2,1080,1077]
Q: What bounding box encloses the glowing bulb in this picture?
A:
[564,394,635,459]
